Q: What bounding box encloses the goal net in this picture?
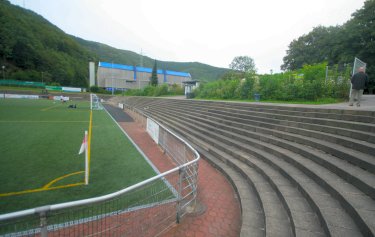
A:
[90,93,103,110]
[350,57,367,98]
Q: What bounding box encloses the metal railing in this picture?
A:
[0,107,200,237]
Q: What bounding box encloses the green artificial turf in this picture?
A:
[0,99,159,214]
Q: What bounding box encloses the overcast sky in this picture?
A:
[10,0,365,74]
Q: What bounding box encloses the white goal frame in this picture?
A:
[90,93,103,110]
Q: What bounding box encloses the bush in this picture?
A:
[143,85,156,96]
[124,84,182,97]
[154,84,168,96]
[90,85,99,93]
[169,83,184,95]
[196,62,351,102]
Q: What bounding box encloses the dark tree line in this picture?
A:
[282,0,375,91]
[0,0,95,87]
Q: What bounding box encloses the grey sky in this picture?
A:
[10,0,365,74]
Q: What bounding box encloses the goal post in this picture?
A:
[90,93,103,110]
[350,57,367,98]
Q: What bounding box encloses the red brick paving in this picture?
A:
[119,113,241,237]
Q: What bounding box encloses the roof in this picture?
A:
[98,62,191,78]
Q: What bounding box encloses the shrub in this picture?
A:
[154,84,168,96]
[196,62,351,102]
[90,85,99,93]
[169,84,184,95]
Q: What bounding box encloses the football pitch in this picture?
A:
[0,98,157,214]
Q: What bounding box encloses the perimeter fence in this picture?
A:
[0,105,200,237]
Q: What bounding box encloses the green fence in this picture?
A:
[0,80,45,88]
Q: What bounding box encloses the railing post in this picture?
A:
[176,167,186,224]
[40,211,48,237]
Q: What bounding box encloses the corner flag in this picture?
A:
[78,132,87,155]
[79,131,89,185]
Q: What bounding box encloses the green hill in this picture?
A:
[0,0,228,87]
[0,0,92,87]
[74,37,228,82]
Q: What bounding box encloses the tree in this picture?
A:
[281,26,341,71]
[229,56,256,74]
[150,60,158,86]
[220,70,243,80]
[281,0,375,92]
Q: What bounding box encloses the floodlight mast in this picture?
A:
[111,62,114,95]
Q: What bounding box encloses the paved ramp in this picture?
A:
[103,104,134,122]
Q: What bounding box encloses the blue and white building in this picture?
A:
[96,62,192,90]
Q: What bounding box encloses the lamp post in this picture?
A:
[111,62,114,95]
[2,65,5,80]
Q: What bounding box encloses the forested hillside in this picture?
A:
[282,0,374,90]
[0,0,228,87]
[75,37,228,82]
[0,0,92,86]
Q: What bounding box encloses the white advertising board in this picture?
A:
[62,87,81,92]
[3,94,39,99]
[53,96,70,101]
[146,118,159,144]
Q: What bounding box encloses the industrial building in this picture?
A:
[96,62,192,90]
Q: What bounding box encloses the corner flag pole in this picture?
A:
[87,110,93,185]
[79,130,89,185]
[84,130,89,185]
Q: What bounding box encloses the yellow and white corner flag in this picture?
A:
[79,131,89,185]
[78,131,87,155]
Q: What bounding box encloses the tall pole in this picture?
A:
[111,62,114,95]
[84,130,89,185]
[2,65,5,80]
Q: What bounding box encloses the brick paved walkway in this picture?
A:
[114,108,241,237]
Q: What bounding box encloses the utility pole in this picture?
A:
[111,62,114,95]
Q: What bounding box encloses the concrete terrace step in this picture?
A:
[145,108,362,236]
[167,98,375,118]
[147,99,375,144]
[147,102,375,179]
[149,102,375,163]
[199,100,375,123]
[153,99,375,134]
[155,100,375,146]
[150,112,321,237]
[143,106,374,236]
[163,125,267,237]
[198,142,293,237]
[211,145,326,237]
[146,98,375,124]
[153,105,375,199]
[123,97,375,236]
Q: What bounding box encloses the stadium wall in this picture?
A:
[97,62,192,90]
